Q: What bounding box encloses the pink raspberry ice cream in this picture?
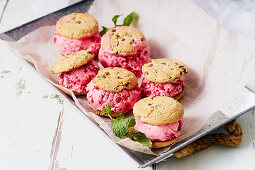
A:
[135,118,184,141]
[141,75,184,97]
[86,82,141,113]
[59,60,100,94]
[54,32,101,55]
[98,27,151,76]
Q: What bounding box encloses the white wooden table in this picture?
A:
[0,1,254,170]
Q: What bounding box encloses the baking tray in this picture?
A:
[1,0,255,168]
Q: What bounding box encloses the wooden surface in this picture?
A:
[0,1,255,170]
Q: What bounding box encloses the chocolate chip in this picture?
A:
[175,62,179,65]
[148,103,152,106]
[88,51,93,54]
[114,86,119,90]
[122,38,125,41]
[130,39,135,45]
[115,51,118,55]
[144,71,149,75]
[183,68,187,74]
[174,77,180,82]
[179,65,184,68]
[180,71,183,76]
[141,38,144,41]
[116,34,120,38]
[125,83,131,87]
[105,72,109,75]
[148,64,153,67]
[117,77,123,79]
[161,62,166,65]
[100,75,106,79]
[112,29,116,32]
[76,21,81,24]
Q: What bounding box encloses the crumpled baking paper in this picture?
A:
[4,0,255,155]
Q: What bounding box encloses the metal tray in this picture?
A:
[1,1,255,168]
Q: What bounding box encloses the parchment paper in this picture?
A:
[4,0,255,155]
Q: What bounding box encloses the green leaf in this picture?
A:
[131,12,139,27]
[112,15,121,26]
[102,104,111,114]
[132,130,152,149]
[123,12,134,26]
[103,105,151,149]
[116,113,125,120]
[100,26,108,36]
[111,118,136,138]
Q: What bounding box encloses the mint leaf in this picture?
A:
[132,130,152,149]
[112,15,121,27]
[102,104,111,114]
[111,118,135,138]
[101,12,138,36]
[116,113,125,120]
[123,12,134,26]
[100,26,108,36]
[102,104,112,118]
[102,105,152,149]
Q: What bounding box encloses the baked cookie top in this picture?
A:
[133,96,184,125]
[142,59,189,83]
[50,50,94,74]
[56,13,99,39]
[93,67,138,92]
[102,26,146,56]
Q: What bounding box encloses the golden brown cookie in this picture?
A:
[152,137,178,148]
[50,50,94,74]
[102,26,146,56]
[142,59,189,83]
[93,67,138,92]
[56,13,99,39]
[133,96,184,125]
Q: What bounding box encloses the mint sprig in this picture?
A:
[112,15,121,27]
[100,12,137,36]
[111,117,135,138]
[123,12,135,26]
[102,105,152,149]
[132,130,152,148]
[99,26,108,36]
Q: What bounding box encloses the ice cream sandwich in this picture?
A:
[133,96,184,148]
[141,59,189,100]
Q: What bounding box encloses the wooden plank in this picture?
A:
[0,42,63,170]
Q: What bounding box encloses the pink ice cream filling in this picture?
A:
[59,60,100,94]
[135,118,184,142]
[54,31,101,55]
[141,75,184,97]
[86,82,141,113]
[99,30,151,77]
